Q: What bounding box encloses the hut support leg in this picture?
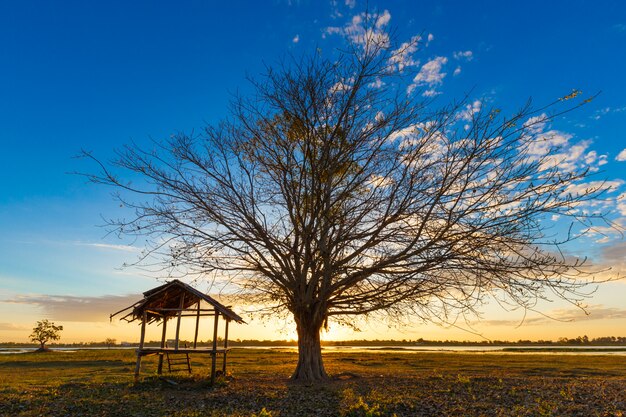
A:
[222,319,229,375]
[193,302,200,348]
[175,294,185,350]
[134,354,142,382]
[134,311,147,382]
[210,311,219,385]
[157,318,168,375]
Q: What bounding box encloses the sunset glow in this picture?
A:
[1,1,626,345]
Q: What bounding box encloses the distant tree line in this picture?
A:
[3,336,626,348]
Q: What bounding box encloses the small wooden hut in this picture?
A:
[111,279,245,383]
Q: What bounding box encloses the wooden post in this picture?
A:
[210,310,219,385]
[134,311,147,382]
[193,301,200,348]
[222,319,229,374]
[157,317,168,375]
[175,293,185,350]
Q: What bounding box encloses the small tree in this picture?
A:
[104,338,117,349]
[30,319,63,350]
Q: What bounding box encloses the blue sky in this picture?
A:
[1,0,626,343]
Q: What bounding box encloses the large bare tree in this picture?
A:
[83,29,611,381]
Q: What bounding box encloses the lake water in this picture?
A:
[2,345,625,355]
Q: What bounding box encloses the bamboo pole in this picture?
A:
[210,310,219,385]
[193,301,200,348]
[134,311,147,382]
[222,319,229,374]
[175,293,185,350]
[157,318,168,374]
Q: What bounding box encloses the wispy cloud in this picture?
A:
[596,240,626,272]
[453,50,473,61]
[457,100,482,121]
[612,23,626,33]
[2,294,142,322]
[592,106,626,120]
[0,322,30,331]
[388,36,421,72]
[482,305,626,326]
[616,149,626,162]
[524,116,609,174]
[324,10,391,48]
[76,242,140,252]
[292,34,300,43]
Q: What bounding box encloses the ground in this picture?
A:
[0,348,625,416]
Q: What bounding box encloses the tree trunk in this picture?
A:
[291,314,328,382]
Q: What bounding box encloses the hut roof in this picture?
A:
[111,279,245,324]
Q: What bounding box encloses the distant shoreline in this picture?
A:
[3,345,626,355]
[3,335,626,349]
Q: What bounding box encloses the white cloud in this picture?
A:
[453,50,473,61]
[422,89,441,97]
[375,10,391,28]
[458,100,482,121]
[408,56,448,95]
[427,33,434,42]
[413,56,448,85]
[345,0,356,8]
[541,139,590,172]
[584,150,597,165]
[564,180,624,197]
[388,36,420,71]
[292,34,300,43]
[616,148,626,161]
[523,113,548,134]
[524,118,611,175]
[453,66,461,76]
[329,77,354,94]
[368,77,385,89]
[389,125,419,142]
[616,192,626,216]
[325,10,391,48]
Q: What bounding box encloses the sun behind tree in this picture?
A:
[30,319,63,352]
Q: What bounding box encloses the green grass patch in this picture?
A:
[1,349,625,416]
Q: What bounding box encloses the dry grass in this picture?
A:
[1,348,625,416]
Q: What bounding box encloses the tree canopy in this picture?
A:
[84,21,612,381]
[30,319,63,350]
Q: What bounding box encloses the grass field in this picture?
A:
[1,348,625,416]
